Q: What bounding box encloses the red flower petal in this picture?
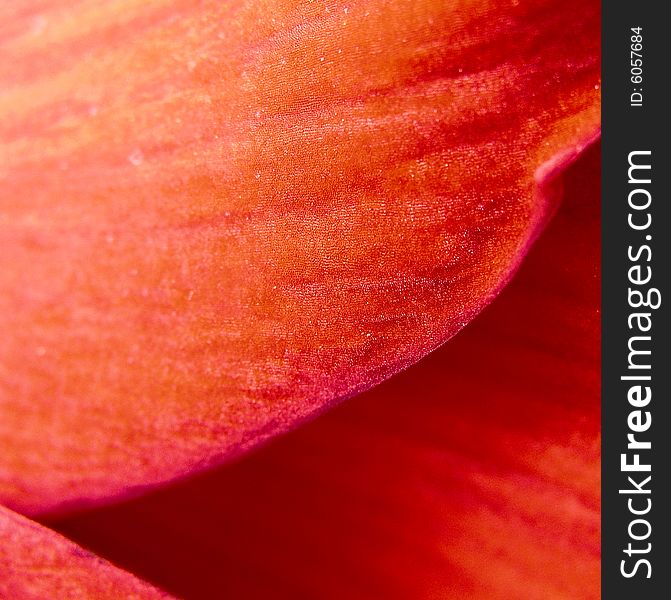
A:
[1,0,599,514]
[51,142,600,599]
[0,505,171,599]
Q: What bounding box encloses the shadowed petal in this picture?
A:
[1,0,599,514]
[51,143,600,599]
[0,505,171,599]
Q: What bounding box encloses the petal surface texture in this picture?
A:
[1,0,599,513]
[0,505,171,599]
[52,143,600,599]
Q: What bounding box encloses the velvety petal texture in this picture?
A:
[0,505,170,599]
[1,0,599,514]
[52,143,600,599]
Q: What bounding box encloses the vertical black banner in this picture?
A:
[602,1,670,598]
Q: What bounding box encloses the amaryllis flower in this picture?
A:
[0,0,599,598]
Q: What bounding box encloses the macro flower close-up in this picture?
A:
[1,0,600,598]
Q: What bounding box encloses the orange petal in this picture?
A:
[0,505,171,599]
[52,142,600,599]
[1,0,599,514]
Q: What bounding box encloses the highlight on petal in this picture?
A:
[0,505,170,599]
[1,0,599,514]
[51,142,600,599]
